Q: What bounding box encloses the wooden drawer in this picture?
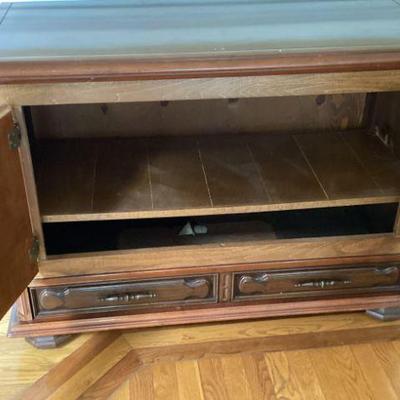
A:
[233,265,400,301]
[31,274,217,317]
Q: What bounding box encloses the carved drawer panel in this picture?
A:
[31,274,217,317]
[233,265,400,301]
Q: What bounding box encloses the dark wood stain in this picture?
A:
[249,134,326,203]
[93,138,152,213]
[199,135,268,206]
[342,130,400,196]
[36,139,97,215]
[149,136,211,210]
[294,132,383,199]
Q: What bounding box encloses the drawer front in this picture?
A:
[31,274,217,317]
[233,265,400,301]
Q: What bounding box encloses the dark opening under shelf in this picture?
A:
[43,205,397,255]
[35,130,400,223]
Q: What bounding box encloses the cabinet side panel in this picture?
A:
[373,92,400,236]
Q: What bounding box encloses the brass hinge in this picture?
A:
[29,237,40,264]
[8,124,22,149]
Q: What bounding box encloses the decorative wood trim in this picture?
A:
[1,51,400,84]
[218,273,232,303]
[17,290,33,322]
[2,70,400,107]
[8,294,400,337]
[37,234,400,278]
[29,254,400,288]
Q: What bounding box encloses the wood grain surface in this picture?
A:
[2,70,400,106]
[3,311,400,399]
[0,110,37,318]
[35,131,400,223]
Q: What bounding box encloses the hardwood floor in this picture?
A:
[1,312,400,399]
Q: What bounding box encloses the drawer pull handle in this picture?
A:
[238,274,269,294]
[294,279,352,289]
[375,267,398,276]
[99,292,157,303]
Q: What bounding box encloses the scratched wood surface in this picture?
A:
[2,311,400,399]
[1,0,400,61]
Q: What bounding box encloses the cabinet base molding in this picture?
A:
[9,294,400,338]
[366,307,400,321]
[25,334,74,349]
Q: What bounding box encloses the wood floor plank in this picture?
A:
[308,345,374,400]
[123,313,400,350]
[199,135,268,206]
[284,350,326,400]
[78,350,142,400]
[351,343,398,400]
[18,332,119,400]
[249,134,326,202]
[342,130,400,195]
[47,336,132,400]
[198,358,230,400]
[149,136,211,210]
[36,139,97,215]
[3,313,400,400]
[265,350,325,400]
[176,360,204,400]
[0,312,93,400]
[220,355,252,400]
[152,361,178,400]
[129,366,154,400]
[93,138,152,213]
[294,132,382,199]
[371,340,400,394]
[108,381,130,400]
[242,353,276,400]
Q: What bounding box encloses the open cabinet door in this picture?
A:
[0,107,37,318]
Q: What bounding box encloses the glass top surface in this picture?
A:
[1,0,400,61]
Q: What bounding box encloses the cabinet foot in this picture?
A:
[366,307,400,321]
[25,334,74,349]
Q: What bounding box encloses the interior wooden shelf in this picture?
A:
[35,131,400,223]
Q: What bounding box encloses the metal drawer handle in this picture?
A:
[294,279,352,289]
[99,292,157,304]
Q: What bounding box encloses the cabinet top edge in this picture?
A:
[1,50,400,85]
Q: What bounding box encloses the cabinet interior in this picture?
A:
[25,92,400,257]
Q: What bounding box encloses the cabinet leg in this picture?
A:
[366,307,400,321]
[25,334,74,349]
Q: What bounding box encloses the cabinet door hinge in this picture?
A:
[29,237,40,264]
[8,124,22,150]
